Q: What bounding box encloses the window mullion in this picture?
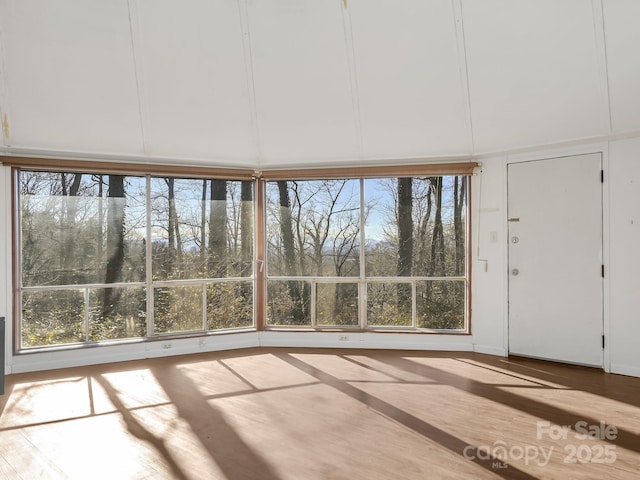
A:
[145,175,154,338]
[359,178,366,329]
[84,287,90,342]
[202,282,208,331]
[310,280,316,328]
[410,281,415,328]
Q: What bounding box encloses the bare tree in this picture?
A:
[165,178,183,274]
[102,175,126,319]
[276,181,307,322]
[209,180,227,277]
[428,177,445,277]
[240,181,253,278]
[397,177,413,314]
[414,178,433,277]
[60,173,83,284]
[200,180,207,269]
[453,176,466,276]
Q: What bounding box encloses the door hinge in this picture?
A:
[601,265,605,277]
[601,170,604,183]
[602,335,605,349]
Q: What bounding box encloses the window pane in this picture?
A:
[366,282,412,327]
[22,289,85,347]
[365,176,467,277]
[20,172,146,287]
[267,280,311,326]
[266,180,360,277]
[417,281,465,330]
[316,283,359,326]
[207,282,253,330]
[89,287,146,341]
[151,178,254,280]
[153,286,203,334]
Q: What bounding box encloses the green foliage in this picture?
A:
[316,283,359,326]
[22,290,85,347]
[207,282,253,330]
[154,286,204,334]
[366,283,413,327]
[89,287,146,341]
[267,281,311,326]
[417,281,465,329]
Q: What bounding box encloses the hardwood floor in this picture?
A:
[1,348,639,479]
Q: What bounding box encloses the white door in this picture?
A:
[507,154,603,367]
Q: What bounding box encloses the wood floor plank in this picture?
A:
[1,348,639,479]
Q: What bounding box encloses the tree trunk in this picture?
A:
[453,176,466,276]
[397,178,413,277]
[277,181,297,277]
[103,175,126,319]
[429,177,445,277]
[166,178,176,274]
[200,180,207,272]
[277,181,306,323]
[240,181,253,278]
[61,174,83,284]
[97,175,104,276]
[209,180,227,277]
[416,181,432,277]
[397,178,413,316]
[172,182,183,270]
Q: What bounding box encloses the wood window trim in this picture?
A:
[1,156,255,181]
[260,162,479,181]
[2,156,478,181]
[8,155,474,339]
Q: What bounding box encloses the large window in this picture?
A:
[265,176,468,330]
[266,179,361,326]
[13,162,472,351]
[17,170,254,348]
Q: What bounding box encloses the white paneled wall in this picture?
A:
[608,138,640,377]
[2,0,640,164]
[470,158,507,357]
[602,0,640,133]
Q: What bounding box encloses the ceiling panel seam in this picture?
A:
[452,0,475,155]
[593,0,613,134]
[339,0,364,160]
[126,0,149,156]
[237,0,262,167]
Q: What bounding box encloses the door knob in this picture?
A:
[511,268,520,276]
[511,236,519,244]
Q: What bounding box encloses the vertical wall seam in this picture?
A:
[126,0,149,156]
[0,2,11,148]
[237,0,263,169]
[452,0,475,155]
[340,0,364,159]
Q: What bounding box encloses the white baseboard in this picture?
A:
[473,344,507,357]
[258,331,474,351]
[610,363,640,379]
[6,332,503,374]
[8,332,261,374]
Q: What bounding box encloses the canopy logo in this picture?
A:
[463,420,618,469]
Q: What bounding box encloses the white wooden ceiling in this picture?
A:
[0,0,638,169]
